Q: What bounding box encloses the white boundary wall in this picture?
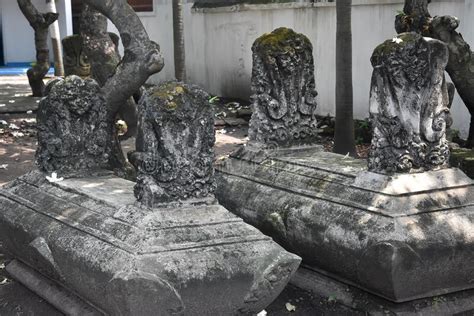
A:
[0,0,72,65]
[108,0,472,136]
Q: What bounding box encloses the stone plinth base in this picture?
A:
[0,170,300,315]
[291,265,474,316]
[216,144,474,303]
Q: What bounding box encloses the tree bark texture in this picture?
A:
[172,0,186,81]
[80,4,139,139]
[334,0,356,156]
[396,0,474,147]
[81,0,163,175]
[18,0,58,97]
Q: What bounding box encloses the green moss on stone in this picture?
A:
[151,82,187,110]
[254,27,310,56]
[373,33,420,57]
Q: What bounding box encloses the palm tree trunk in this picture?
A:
[172,0,186,82]
[334,0,356,156]
[45,0,64,77]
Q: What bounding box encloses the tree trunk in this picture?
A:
[80,0,164,175]
[17,0,58,97]
[396,0,474,147]
[430,16,474,147]
[395,0,431,34]
[82,0,164,119]
[79,4,142,175]
[172,0,186,82]
[334,0,356,156]
[80,6,139,141]
[45,0,64,77]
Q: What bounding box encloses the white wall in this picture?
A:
[0,0,72,65]
[122,0,471,137]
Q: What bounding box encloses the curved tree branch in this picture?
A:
[18,0,58,96]
[82,0,164,118]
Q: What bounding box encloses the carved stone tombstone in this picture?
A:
[249,27,318,147]
[368,32,451,174]
[215,32,474,314]
[36,75,113,176]
[129,82,216,205]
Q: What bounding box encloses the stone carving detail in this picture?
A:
[368,33,451,174]
[248,27,318,147]
[129,82,216,205]
[36,76,113,176]
[62,35,91,78]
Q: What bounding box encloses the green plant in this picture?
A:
[396,9,406,16]
[209,96,219,104]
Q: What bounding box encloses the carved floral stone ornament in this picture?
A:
[368,32,451,174]
[249,27,319,147]
[129,82,216,205]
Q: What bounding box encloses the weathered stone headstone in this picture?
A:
[369,33,450,174]
[215,33,474,315]
[129,82,216,205]
[36,75,113,177]
[249,27,318,148]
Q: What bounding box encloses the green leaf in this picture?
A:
[209,96,219,104]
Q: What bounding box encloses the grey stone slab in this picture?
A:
[216,146,474,305]
[353,168,472,195]
[0,170,301,315]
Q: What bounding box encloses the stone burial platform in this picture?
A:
[0,170,300,315]
[215,145,474,314]
[0,79,301,315]
[215,31,474,315]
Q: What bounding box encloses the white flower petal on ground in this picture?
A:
[257,310,267,316]
[46,172,64,183]
[0,164,8,170]
[285,302,296,312]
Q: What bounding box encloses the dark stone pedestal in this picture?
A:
[216,145,474,310]
[0,170,300,315]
